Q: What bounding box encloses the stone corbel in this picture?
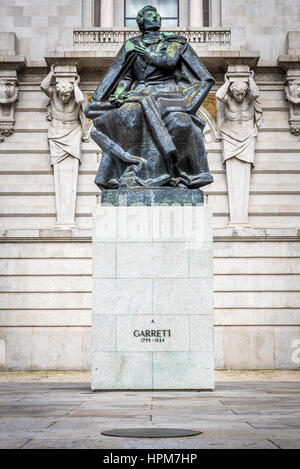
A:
[0,56,26,142]
[0,72,18,142]
[284,68,300,136]
[278,33,300,137]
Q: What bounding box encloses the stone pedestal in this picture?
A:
[52,156,79,230]
[226,157,251,227]
[91,188,214,390]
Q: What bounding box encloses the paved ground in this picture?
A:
[0,372,300,449]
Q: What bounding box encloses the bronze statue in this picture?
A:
[85,5,214,190]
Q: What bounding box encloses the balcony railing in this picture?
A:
[73,28,231,46]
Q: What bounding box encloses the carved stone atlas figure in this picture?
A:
[216,70,262,226]
[85,5,214,190]
[41,65,89,229]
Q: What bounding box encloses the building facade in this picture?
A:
[0,0,300,370]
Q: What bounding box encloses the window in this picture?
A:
[94,0,101,27]
[203,0,210,27]
[125,0,179,28]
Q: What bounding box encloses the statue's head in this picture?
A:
[136,5,161,33]
[290,80,300,98]
[0,80,17,99]
[56,81,74,103]
[230,81,248,103]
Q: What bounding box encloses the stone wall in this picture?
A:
[0,67,299,370]
[222,0,300,62]
[0,0,83,63]
[1,0,300,64]
[0,0,300,370]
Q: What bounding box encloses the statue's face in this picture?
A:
[58,91,72,103]
[291,81,300,98]
[56,84,73,103]
[0,80,16,99]
[143,9,161,31]
[231,85,248,103]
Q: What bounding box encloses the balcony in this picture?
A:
[73,28,231,47]
[51,28,244,70]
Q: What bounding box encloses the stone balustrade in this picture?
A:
[73,28,231,46]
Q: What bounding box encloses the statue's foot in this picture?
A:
[169,177,183,187]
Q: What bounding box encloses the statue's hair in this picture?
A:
[56,81,73,94]
[230,81,248,94]
[136,5,158,32]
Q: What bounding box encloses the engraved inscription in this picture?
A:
[133,329,171,343]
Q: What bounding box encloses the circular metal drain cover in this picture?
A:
[101,428,201,438]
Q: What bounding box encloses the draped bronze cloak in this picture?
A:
[85,33,215,189]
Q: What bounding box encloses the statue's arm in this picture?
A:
[0,87,19,104]
[109,74,134,103]
[74,75,85,104]
[216,78,230,104]
[79,107,90,142]
[40,65,55,99]
[248,75,260,101]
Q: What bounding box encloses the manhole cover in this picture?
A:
[101,428,201,438]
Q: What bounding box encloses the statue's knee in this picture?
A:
[173,112,192,130]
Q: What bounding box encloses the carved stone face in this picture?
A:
[56,82,74,103]
[58,90,72,103]
[230,82,248,103]
[138,7,161,32]
[0,80,17,100]
[290,80,300,99]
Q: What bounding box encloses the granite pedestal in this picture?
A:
[92,188,214,390]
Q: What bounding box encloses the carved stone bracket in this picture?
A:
[285,68,300,136]
[0,71,19,142]
[0,54,26,142]
[0,33,27,142]
[278,32,300,137]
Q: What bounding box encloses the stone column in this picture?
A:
[82,0,93,27]
[100,0,114,27]
[211,0,222,27]
[189,0,204,27]
[92,188,214,390]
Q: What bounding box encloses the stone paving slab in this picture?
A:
[0,375,300,449]
[0,405,77,418]
[21,437,278,450]
[271,439,300,449]
[247,417,300,429]
[0,439,31,449]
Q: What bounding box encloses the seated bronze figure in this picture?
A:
[85,5,214,189]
